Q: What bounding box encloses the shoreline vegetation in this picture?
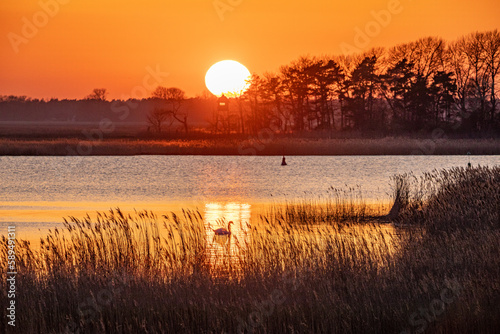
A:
[1,167,499,333]
[1,137,500,156]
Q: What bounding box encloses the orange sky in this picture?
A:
[1,0,499,99]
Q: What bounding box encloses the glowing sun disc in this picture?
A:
[205,60,251,97]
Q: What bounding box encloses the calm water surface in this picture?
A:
[1,155,499,239]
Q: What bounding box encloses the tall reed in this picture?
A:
[0,166,498,333]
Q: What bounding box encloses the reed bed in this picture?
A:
[1,166,499,333]
[394,166,500,231]
[261,186,390,227]
[1,137,500,155]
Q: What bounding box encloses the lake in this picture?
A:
[1,155,499,240]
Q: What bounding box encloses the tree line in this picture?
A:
[3,30,499,137]
[232,30,500,136]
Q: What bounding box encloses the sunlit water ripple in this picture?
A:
[1,155,499,238]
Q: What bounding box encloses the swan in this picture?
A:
[213,221,233,236]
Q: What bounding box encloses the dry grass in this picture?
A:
[0,167,499,333]
[262,186,388,225]
[394,166,500,231]
[1,137,500,155]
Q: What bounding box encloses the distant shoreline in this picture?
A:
[1,137,499,156]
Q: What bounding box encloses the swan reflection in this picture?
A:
[204,202,251,273]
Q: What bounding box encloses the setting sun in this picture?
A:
[205,60,251,97]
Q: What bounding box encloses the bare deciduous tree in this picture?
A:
[388,37,446,80]
[483,30,500,122]
[447,40,473,121]
[152,86,188,133]
[86,88,108,101]
[147,108,173,133]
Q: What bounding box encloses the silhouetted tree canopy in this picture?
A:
[235,29,500,135]
[85,88,108,101]
[2,30,499,137]
[150,86,188,133]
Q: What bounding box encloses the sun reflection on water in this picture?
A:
[203,202,251,274]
